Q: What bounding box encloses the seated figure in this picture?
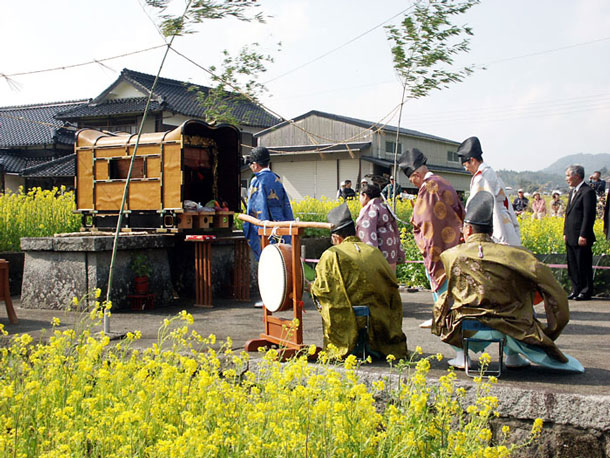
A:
[310,203,408,360]
[432,191,584,372]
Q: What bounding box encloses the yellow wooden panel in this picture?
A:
[129,181,161,210]
[94,148,128,159]
[127,144,159,157]
[76,150,93,210]
[163,143,182,209]
[95,160,109,181]
[96,182,128,211]
[147,157,161,178]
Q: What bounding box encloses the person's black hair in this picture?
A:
[468,222,493,235]
[361,183,381,199]
[333,222,356,238]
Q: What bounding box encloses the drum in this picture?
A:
[258,243,303,312]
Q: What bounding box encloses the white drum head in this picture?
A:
[258,244,288,312]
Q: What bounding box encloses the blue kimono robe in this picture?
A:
[243,169,294,259]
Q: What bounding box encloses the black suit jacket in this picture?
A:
[564,182,596,246]
[604,195,610,240]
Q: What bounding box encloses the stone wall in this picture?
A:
[21,234,175,310]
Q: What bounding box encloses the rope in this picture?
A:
[1,45,165,79]
[170,45,405,153]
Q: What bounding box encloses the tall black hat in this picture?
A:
[464,191,494,227]
[247,146,270,165]
[327,203,354,233]
[398,148,427,178]
[457,137,483,164]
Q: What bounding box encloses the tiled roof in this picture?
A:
[58,69,281,128]
[256,109,459,145]
[20,153,75,178]
[0,101,86,148]
[58,97,162,118]
[0,155,52,174]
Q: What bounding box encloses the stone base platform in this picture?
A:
[20,233,175,310]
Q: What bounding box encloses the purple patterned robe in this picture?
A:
[356,198,405,265]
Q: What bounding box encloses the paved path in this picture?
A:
[1,290,608,397]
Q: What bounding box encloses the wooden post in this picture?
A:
[238,215,333,358]
[0,260,17,324]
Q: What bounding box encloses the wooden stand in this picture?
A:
[186,234,250,307]
[128,294,155,311]
[0,260,17,324]
[239,215,333,358]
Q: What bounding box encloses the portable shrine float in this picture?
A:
[74,119,241,231]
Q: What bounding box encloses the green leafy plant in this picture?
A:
[131,254,152,278]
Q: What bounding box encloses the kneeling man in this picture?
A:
[311,203,408,360]
[432,191,583,372]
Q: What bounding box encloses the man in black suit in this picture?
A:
[564,165,597,301]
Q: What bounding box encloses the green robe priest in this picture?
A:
[311,203,408,360]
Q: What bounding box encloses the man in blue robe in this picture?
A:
[243,146,294,260]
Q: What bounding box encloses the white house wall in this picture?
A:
[273,161,316,200]
[5,174,24,193]
[338,159,360,190]
[106,81,147,99]
[271,156,368,201]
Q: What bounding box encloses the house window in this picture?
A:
[385,141,402,154]
[447,151,460,163]
[83,117,139,134]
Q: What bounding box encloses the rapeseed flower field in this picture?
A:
[0,187,80,252]
[0,306,541,457]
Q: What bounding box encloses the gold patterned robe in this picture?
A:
[432,233,570,362]
[311,236,408,359]
[411,173,465,291]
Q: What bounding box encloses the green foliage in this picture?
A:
[145,0,264,37]
[385,0,479,99]
[190,43,277,126]
[0,187,80,252]
[131,254,152,278]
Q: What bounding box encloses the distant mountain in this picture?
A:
[497,170,567,194]
[498,153,610,195]
[541,153,610,176]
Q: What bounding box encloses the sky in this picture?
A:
[2,0,610,172]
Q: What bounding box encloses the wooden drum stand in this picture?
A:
[238,215,332,358]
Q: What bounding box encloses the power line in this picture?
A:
[481,36,610,67]
[262,5,414,85]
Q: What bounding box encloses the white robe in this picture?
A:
[466,162,521,246]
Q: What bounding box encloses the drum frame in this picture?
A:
[245,225,305,356]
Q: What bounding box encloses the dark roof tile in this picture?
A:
[58,69,281,128]
[0,101,85,148]
[20,153,75,177]
[0,155,52,174]
[58,98,162,118]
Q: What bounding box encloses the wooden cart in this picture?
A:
[75,119,241,231]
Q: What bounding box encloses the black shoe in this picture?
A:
[567,292,579,300]
[575,294,591,301]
